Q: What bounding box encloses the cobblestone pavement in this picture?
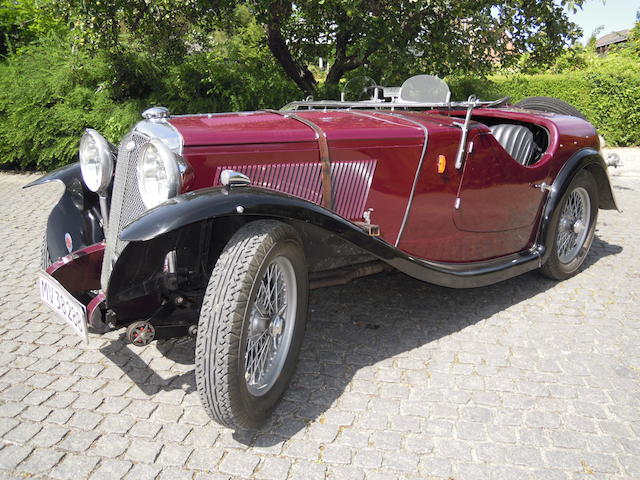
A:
[0,148,638,480]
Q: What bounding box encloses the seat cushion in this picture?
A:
[490,124,535,165]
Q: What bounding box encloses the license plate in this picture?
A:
[38,272,88,343]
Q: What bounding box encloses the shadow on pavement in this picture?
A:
[99,235,622,444]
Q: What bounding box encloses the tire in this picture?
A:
[195,220,309,429]
[515,96,586,120]
[41,232,52,270]
[540,171,598,280]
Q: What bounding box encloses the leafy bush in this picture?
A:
[0,21,300,171]
[0,0,64,56]
[0,35,143,170]
[449,54,640,146]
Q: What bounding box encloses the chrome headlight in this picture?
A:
[137,139,181,209]
[79,129,114,193]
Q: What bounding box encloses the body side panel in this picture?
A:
[179,111,428,245]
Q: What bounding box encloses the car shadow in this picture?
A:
[98,235,621,444]
[100,336,197,395]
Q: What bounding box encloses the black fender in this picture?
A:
[24,163,104,261]
[537,148,619,264]
[119,186,543,289]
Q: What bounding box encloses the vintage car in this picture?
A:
[26,75,618,429]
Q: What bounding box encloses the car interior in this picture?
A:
[396,108,549,167]
[465,116,550,166]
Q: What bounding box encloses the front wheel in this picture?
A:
[541,171,598,280]
[195,220,308,429]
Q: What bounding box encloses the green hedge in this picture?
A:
[0,39,143,171]
[449,55,640,147]
[0,30,300,171]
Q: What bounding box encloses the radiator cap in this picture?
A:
[142,106,170,120]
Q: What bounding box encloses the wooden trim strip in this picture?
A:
[264,109,333,209]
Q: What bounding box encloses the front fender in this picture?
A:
[24,163,104,261]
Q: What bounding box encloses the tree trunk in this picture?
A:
[261,0,317,95]
[325,28,377,86]
[264,25,317,95]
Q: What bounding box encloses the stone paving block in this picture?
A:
[0,417,19,437]
[322,444,352,464]
[123,463,162,480]
[124,439,162,463]
[0,445,33,470]
[254,456,291,480]
[68,410,103,430]
[288,461,326,480]
[29,424,69,448]
[57,429,100,453]
[91,434,130,458]
[49,454,99,480]
[156,467,194,480]
[3,421,42,443]
[218,450,260,477]
[15,447,64,474]
[97,415,135,435]
[156,444,194,467]
[185,447,224,471]
[88,459,132,480]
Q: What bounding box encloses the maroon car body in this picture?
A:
[26,78,619,428]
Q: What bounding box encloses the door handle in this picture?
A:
[532,182,553,193]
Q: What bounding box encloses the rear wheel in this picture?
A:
[541,171,598,280]
[515,96,586,120]
[195,220,308,429]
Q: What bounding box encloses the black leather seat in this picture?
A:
[490,124,535,165]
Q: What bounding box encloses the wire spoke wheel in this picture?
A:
[195,220,308,429]
[245,257,297,396]
[556,186,590,264]
[541,171,598,281]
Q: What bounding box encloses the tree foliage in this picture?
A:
[57,0,585,94]
[0,0,64,55]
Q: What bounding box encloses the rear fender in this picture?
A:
[538,148,619,264]
[24,163,104,261]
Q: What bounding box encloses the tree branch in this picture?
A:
[261,0,317,94]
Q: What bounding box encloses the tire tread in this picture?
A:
[195,220,300,429]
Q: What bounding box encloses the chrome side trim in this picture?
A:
[376,113,429,247]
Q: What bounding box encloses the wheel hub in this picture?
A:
[559,217,573,232]
[249,314,269,336]
[572,219,585,235]
[269,315,284,337]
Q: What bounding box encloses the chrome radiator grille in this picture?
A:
[101,131,149,290]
